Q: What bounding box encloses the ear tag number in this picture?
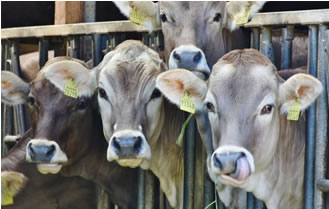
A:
[130,6,146,25]
[64,78,78,98]
[180,92,195,114]
[236,6,250,25]
[287,98,301,121]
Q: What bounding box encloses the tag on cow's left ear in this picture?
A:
[64,78,78,98]
[130,6,146,25]
[235,6,250,25]
[180,92,195,114]
[2,190,14,206]
[287,98,301,121]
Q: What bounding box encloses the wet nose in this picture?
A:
[111,136,143,158]
[28,143,56,163]
[172,49,203,69]
[212,152,244,174]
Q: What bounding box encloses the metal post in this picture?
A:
[39,38,48,68]
[93,34,102,66]
[304,25,318,209]
[281,25,294,69]
[137,169,145,209]
[261,27,274,63]
[247,192,255,209]
[314,24,328,209]
[144,171,155,209]
[183,117,196,209]
[255,199,265,209]
[251,28,260,50]
[67,36,80,59]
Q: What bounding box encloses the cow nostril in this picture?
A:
[112,137,121,152]
[213,154,223,170]
[173,51,181,63]
[193,51,202,63]
[46,145,56,158]
[133,136,142,152]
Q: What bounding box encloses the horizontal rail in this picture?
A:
[245,9,329,27]
[1,20,159,39]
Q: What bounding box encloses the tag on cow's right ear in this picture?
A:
[64,78,78,99]
[130,6,146,25]
[2,190,14,206]
[287,98,301,121]
[180,92,195,114]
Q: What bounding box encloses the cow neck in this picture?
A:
[60,111,138,209]
[2,129,32,171]
[253,115,306,209]
[148,101,185,208]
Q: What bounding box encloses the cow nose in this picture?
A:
[111,136,143,158]
[212,152,244,174]
[28,143,56,163]
[172,50,203,68]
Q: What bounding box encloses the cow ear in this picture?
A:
[225,1,265,31]
[114,1,160,32]
[1,71,30,105]
[156,69,207,108]
[1,171,28,206]
[279,73,323,114]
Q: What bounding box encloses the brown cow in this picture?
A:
[1,57,138,209]
[156,49,323,209]
[114,1,265,79]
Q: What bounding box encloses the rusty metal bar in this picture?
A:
[304,24,318,209]
[281,25,294,69]
[260,27,274,63]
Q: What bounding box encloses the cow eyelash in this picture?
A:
[213,13,222,22]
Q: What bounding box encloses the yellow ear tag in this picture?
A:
[236,6,250,25]
[64,78,78,99]
[130,6,146,25]
[180,92,195,114]
[287,98,301,121]
[2,190,14,206]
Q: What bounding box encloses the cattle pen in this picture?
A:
[1,6,329,209]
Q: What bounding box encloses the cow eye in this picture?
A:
[150,89,162,100]
[27,96,35,105]
[213,13,222,22]
[206,102,215,112]
[98,88,107,99]
[77,101,88,110]
[160,14,167,22]
[261,104,273,114]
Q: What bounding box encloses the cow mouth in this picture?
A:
[36,163,63,174]
[220,156,251,186]
[117,158,143,168]
[191,70,209,80]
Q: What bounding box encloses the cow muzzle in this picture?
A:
[210,146,255,186]
[168,45,211,80]
[26,139,68,174]
[107,130,151,168]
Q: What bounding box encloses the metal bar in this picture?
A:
[144,171,155,209]
[137,169,145,209]
[304,24,318,209]
[183,117,196,209]
[247,192,255,209]
[314,24,328,209]
[39,38,48,68]
[93,34,102,66]
[251,28,260,50]
[193,133,204,209]
[67,36,80,59]
[326,30,329,104]
[281,25,294,69]
[10,41,27,135]
[260,27,274,63]
[316,178,329,192]
[255,199,265,209]
[203,165,216,209]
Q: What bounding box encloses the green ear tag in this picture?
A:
[287,98,301,121]
[64,78,78,98]
[130,6,145,25]
[180,92,195,114]
[236,6,250,25]
[176,114,193,146]
[2,190,14,206]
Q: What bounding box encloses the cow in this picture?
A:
[114,1,265,79]
[156,48,323,209]
[1,57,139,209]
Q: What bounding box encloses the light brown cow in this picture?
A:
[156,49,323,209]
[114,1,264,79]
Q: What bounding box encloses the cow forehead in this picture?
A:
[160,1,226,14]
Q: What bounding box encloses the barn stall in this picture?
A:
[1,2,328,209]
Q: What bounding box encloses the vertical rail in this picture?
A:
[247,192,255,209]
[144,171,155,209]
[261,27,274,63]
[137,168,145,209]
[314,24,328,209]
[39,38,49,68]
[183,117,196,209]
[281,25,294,69]
[251,28,260,50]
[67,36,80,59]
[304,25,318,209]
[93,34,102,66]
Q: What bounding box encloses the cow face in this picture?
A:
[114,1,265,79]
[1,58,97,174]
[156,49,322,189]
[96,40,166,169]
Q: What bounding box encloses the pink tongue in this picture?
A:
[237,156,250,181]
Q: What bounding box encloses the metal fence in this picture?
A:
[1,8,329,209]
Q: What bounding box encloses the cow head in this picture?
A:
[1,57,97,174]
[156,49,322,188]
[96,40,167,169]
[114,1,265,79]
